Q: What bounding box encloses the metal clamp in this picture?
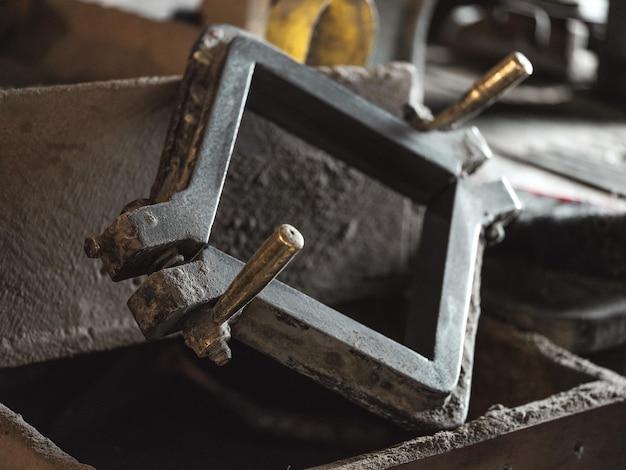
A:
[85,25,522,430]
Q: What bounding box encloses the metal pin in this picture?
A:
[412,51,533,131]
[213,223,304,324]
[184,224,304,364]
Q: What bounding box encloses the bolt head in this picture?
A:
[485,223,505,246]
[84,235,102,258]
[211,351,231,366]
[207,342,232,366]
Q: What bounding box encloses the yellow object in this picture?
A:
[266,0,377,66]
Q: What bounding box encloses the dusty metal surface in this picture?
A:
[476,111,626,197]
[483,194,626,353]
[87,25,493,282]
[85,26,520,429]
[316,317,626,469]
[2,312,624,468]
[0,402,93,470]
[319,384,626,469]
[0,62,421,368]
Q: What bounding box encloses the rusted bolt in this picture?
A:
[84,235,102,258]
[206,338,233,366]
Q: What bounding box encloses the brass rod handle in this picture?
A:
[184,224,304,364]
[413,51,533,131]
[213,224,304,324]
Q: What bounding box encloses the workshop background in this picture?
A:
[0,0,625,469]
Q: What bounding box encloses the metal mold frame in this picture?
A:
[88,26,521,429]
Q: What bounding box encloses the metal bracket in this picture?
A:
[85,25,521,429]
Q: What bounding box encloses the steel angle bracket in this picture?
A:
[85,25,521,429]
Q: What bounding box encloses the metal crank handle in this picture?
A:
[183,224,304,365]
